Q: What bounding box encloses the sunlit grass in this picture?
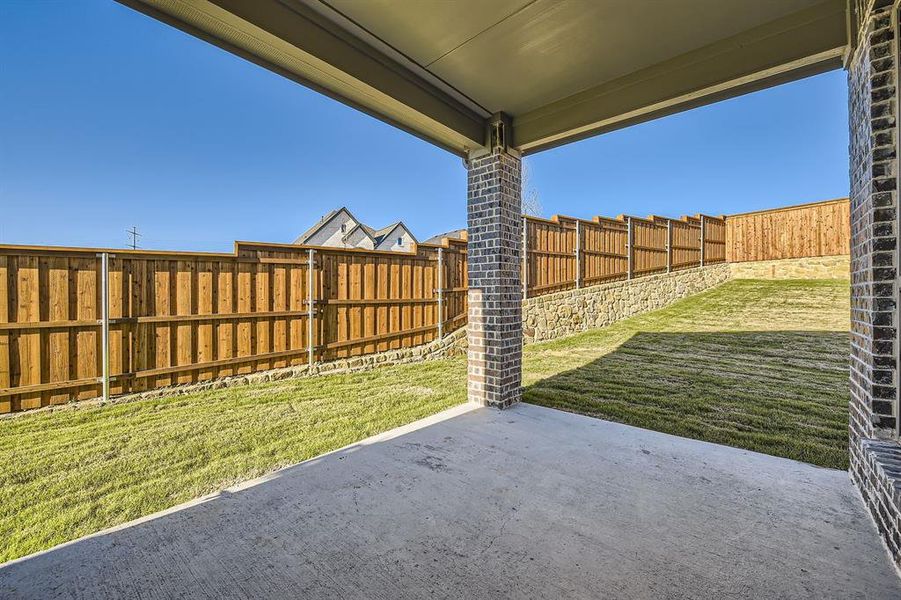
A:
[0,278,849,563]
[524,279,850,470]
[0,361,467,563]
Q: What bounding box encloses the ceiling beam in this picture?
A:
[117,0,488,156]
[512,0,848,154]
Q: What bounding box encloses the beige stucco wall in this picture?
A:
[729,255,849,280]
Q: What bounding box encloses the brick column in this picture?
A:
[466,142,522,408]
[847,0,901,569]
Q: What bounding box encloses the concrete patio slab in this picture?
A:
[1,403,898,599]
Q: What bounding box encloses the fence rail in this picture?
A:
[0,239,468,413]
[523,213,725,294]
[1,209,726,413]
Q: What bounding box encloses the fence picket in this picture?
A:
[4,199,848,413]
[725,198,849,261]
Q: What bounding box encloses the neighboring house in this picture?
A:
[423,229,466,245]
[294,207,417,252]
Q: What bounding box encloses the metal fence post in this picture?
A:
[522,215,528,299]
[99,252,110,403]
[574,220,581,289]
[666,220,673,273]
[626,217,633,280]
[307,248,315,365]
[699,215,706,267]
[437,247,444,338]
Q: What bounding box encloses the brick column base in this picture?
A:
[466,148,522,408]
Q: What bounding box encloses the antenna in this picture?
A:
[126,226,142,250]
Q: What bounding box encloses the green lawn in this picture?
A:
[524,279,850,470]
[0,278,849,563]
[0,361,467,563]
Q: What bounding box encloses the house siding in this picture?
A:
[374,226,415,252]
[299,210,415,252]
[345,227,375,249]
[305,211,360,248]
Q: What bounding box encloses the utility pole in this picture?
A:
[126,226,141,250]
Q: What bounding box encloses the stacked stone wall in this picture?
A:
[523,264,731,342]
[729,255,849,280]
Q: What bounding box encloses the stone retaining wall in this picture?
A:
[522,264,732,343]
[729,255,849,280]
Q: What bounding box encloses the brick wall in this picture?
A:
[466,147,523,408]
[848,0,901,569]
[850,0,898,442]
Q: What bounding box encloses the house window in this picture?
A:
[397,236,403,246]
[341,224,347,233]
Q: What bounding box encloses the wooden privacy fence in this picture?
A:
[522,213,726,296]
[0,239,467,413]
[726,198,850,262]
[0,210,726,413]
[0,199,852,414]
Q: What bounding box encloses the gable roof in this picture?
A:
[341,222,377,245]
[372,222,417,247]
[293,207,355,244]
[294,209,417,249]
[423,229,465,245]
[372,222,400,241]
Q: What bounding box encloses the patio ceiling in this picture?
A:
[119,0,848,155]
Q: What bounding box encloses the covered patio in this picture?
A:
[2,404,899,598]
[112,0,850,406]
[5,0,899,593]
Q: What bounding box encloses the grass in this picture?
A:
[0,361,467,563]
[0,278,849,563]
[524,279,850,470]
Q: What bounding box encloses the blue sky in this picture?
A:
[1,1,849,252]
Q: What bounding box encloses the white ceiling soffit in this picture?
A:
[118,0,848,156]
